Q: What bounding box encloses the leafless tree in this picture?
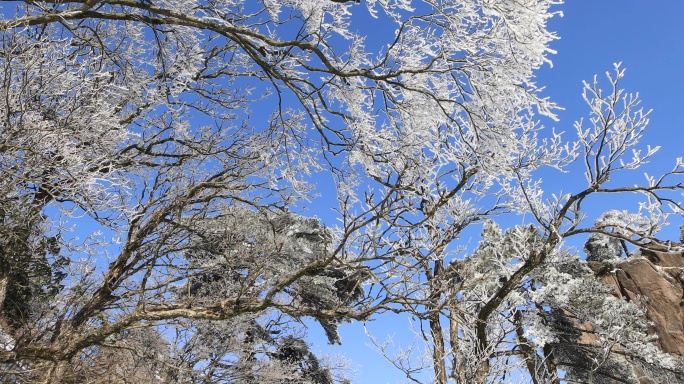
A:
[1,1,683,383]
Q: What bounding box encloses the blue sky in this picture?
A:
[310,2,684,383]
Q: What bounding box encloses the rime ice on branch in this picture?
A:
[1,1,683,383]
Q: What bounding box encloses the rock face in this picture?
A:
[587,250,684,356]
[561,250,684,383]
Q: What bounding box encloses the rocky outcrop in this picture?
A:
[587,250,684,356]
[553,250,684,383]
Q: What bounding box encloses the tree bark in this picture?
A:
[428,260,448,384]
[542,344,561,384]
[429,310,448,384]
[448,301,467,383]
[514,310,542,384]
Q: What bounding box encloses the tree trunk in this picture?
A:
[429,310,448,384]
[474,340,490,384]
[542,344,561,384]
[448,302,467,383]
[427,260,448,384]
[514,310,542,384]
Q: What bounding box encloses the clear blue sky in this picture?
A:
[310,2,684,383]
